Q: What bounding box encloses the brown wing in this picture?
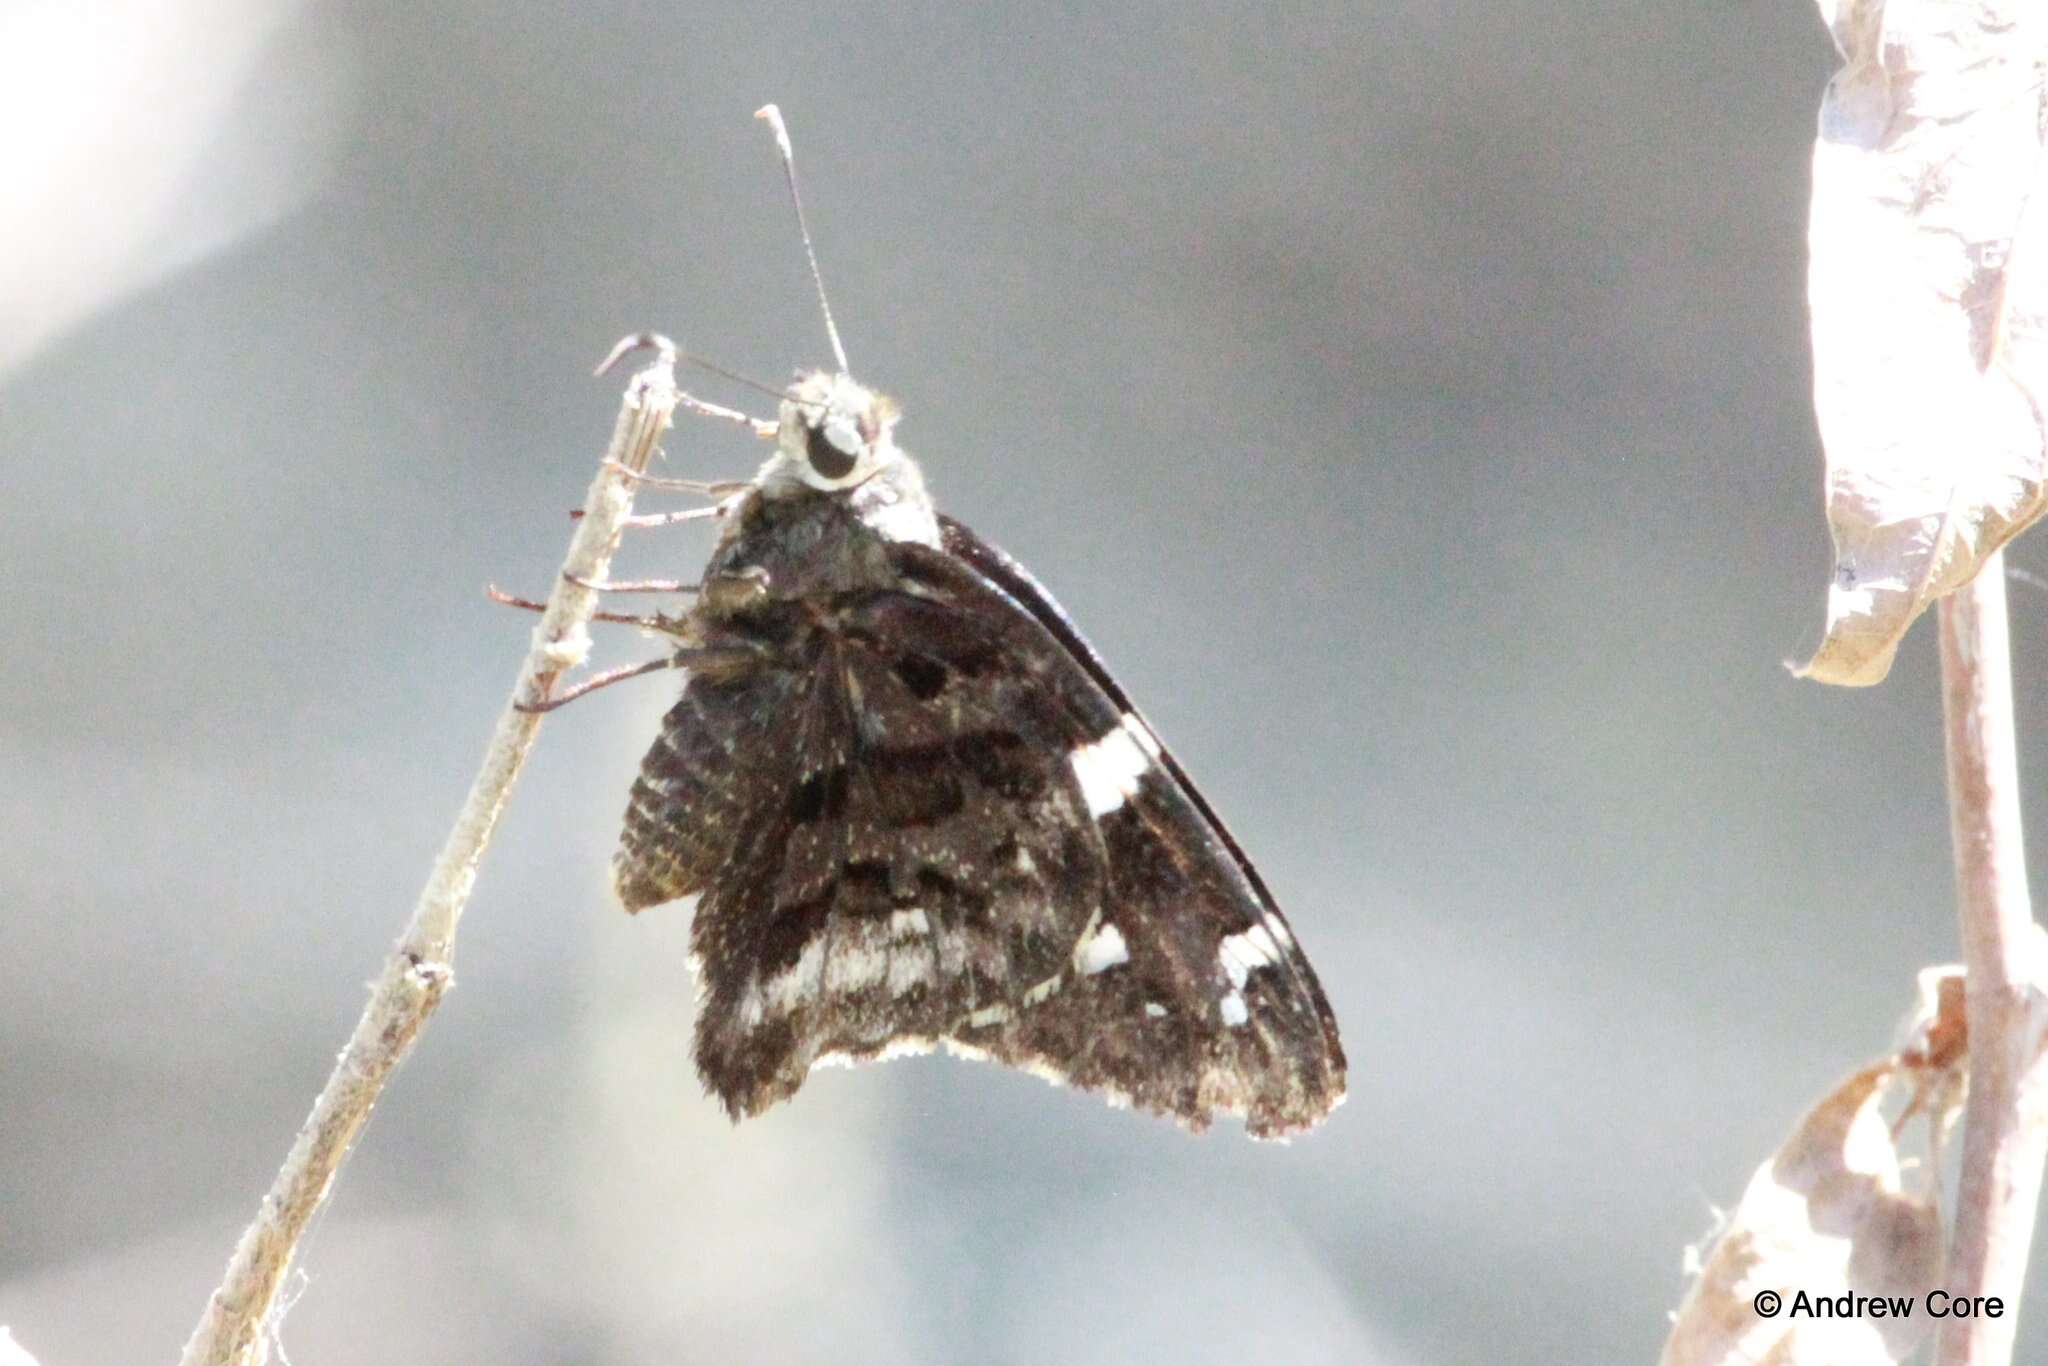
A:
[612,525,1345,1138]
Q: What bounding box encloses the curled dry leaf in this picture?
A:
[1796,0,2048,686]
[1659,971,1970,1366]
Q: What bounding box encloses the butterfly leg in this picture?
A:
[561,570,699,595]
[519,656,680,712]
[624,503,740,529]
[675,391,779,438]
[486,585,689,636]
[518,645,752,713]
[567,503,735,528]
[601,462,753,498]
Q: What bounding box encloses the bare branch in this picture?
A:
[1937,553,2048,1366]
[176,341,681,1366]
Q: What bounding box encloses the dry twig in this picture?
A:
[176,339,680,1366]
[1936,555,2048,1366]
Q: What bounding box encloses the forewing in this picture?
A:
[931,520,1347,1136]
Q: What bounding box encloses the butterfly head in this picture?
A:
[767,370,903,493]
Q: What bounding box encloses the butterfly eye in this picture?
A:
[806,416,861,480]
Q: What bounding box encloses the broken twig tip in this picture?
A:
[595,332,679,378]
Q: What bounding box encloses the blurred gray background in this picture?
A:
[7,2,2045,1362]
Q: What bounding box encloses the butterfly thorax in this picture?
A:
[704,487,898,607]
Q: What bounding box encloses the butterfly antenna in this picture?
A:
[684,353,800,402]
[756,103,851,376]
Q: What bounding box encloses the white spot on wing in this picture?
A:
[967,1003,1012,1028]
[763,925,948,1012]
[1219,923,1283,990]
[862,489,942,545]
[1069,714,1155,817]
[825,942,888,994]
[886,952,930,996]
[1143,1001,1168,1018]
[1075,921,1129,975]
[763,935,829,1013]
[1219,990,1249,1027]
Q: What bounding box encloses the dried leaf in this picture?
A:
[1894,967,1969,1171]
[1796,0,2048,686]
[1660,1060,1946,1366]
[1897,965,1967,1072]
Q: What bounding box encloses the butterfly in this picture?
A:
[595,109,1344,1139]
